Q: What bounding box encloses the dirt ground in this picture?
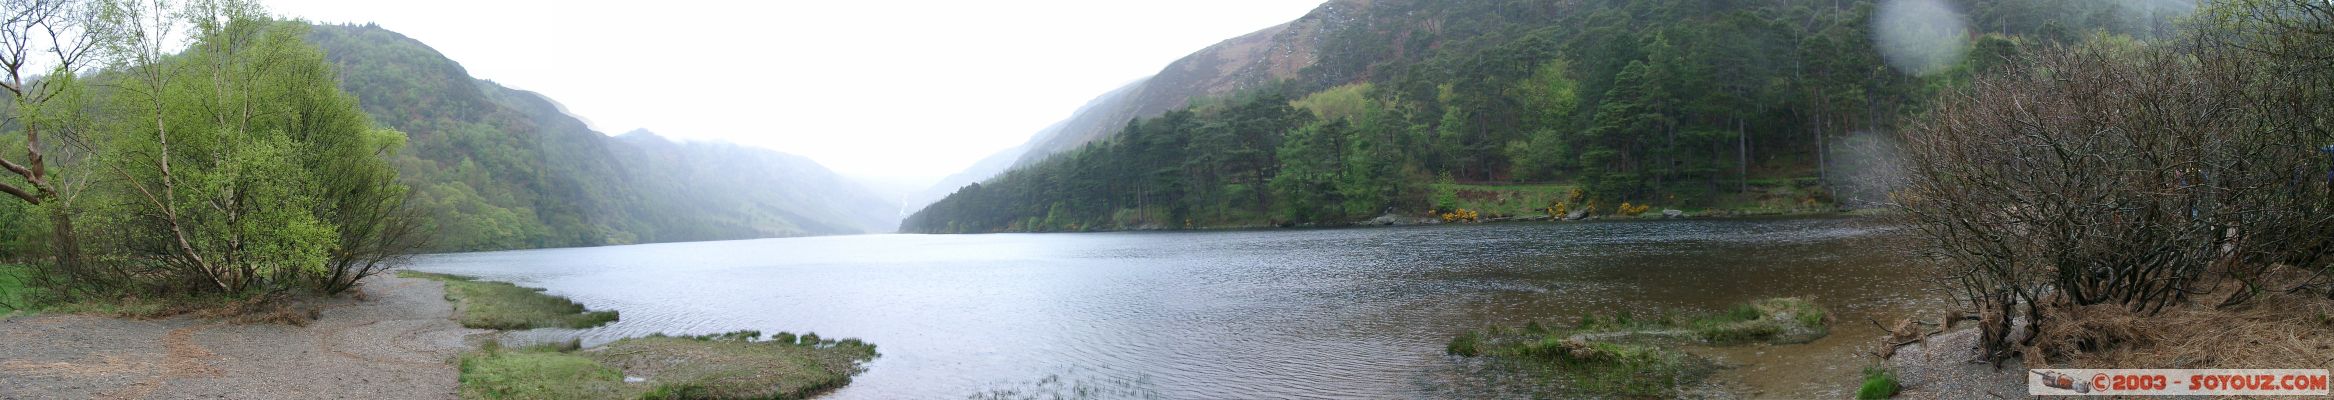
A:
[0,274,482,400]
[1886,326,2028,399]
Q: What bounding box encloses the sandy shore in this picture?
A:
[0,274,482,400]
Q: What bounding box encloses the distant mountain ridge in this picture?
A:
[306,23,895,251]
[913,1,1357,207]
[905,0,2193,233]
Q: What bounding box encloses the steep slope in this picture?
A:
[905,142,1024,211]
[915,2,1356,203]
[305,23,895,250]
[610,130,898,240]
[906,0,2188,233]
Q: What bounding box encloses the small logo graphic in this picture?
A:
[2032,370,2093,394]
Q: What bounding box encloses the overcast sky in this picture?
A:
[259,0,1327,182]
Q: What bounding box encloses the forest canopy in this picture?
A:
[904,0,2191,233]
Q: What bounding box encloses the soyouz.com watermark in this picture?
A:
[2029,369,2330,396]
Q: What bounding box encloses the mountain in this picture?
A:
[305,23,895,251]
[914,5,1350,203]
[905,0,2188,233]
[903,142,1024,211]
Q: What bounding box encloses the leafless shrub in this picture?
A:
[1895,22,2333,363]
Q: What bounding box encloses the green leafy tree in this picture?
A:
[93,0,417,294]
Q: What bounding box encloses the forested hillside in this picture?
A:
[905,0,2190,233]
[305,24,895,250]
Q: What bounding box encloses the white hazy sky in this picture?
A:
[259,0,1326,182]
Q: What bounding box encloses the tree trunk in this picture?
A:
[1738,118,1749,193]
[47,207,84,279]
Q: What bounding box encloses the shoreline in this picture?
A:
[915,208,1871,235]
[0,274,480,399]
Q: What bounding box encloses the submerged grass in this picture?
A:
[399,270,617,329]
[454,330,879,400]
[1446,297,1831,397]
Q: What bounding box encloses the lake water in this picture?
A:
[405,217,1937,398]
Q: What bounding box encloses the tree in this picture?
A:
[1505,59,1579,181]
[93,0,419,294]
[1271,120,1350,223]
[1898,34,2333,363]
[1,0,104,291]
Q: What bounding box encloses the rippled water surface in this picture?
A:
[407,217,1933,398]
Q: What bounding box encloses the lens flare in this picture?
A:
[1871,0,1971,76]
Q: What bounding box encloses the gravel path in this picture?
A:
[1888,326,2028,399]
[0,274,482,400]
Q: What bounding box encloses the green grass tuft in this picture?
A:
[1688,297,1830,345]
[1447,331,1481,357]
[458,342,633,400]
[1857,367,1901,399]
[398,271,618,330]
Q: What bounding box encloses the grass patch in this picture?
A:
[399,271,617,330]
[596,330,879,399]
[454,331,879,400]
[1857,367,1901,399]
[1690,297,1830,345]
[1446,298,1831,396]
[1507,337,1712,396]
[460,340,636,399]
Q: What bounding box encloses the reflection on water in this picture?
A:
[407,217,1933,398]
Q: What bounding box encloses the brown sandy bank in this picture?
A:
[0,274,482,400]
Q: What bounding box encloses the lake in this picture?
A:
[405,217,1936,398]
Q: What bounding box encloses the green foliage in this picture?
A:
[302,24,894,252]
[597,331,878,400]
[1446,330,1481,357]
[1447,298,1831,396]
[458,343,633,400]
[1857,367,1901,399]
[1690,297,1830,345]
[47,5,423,296]
[400,271,618,330]
[0,264,29,312]
[908,0,2168,232]
[1291,83,1374,121]
[1429,183,1579,219]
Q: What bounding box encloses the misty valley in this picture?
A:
[3,0,2331,399]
